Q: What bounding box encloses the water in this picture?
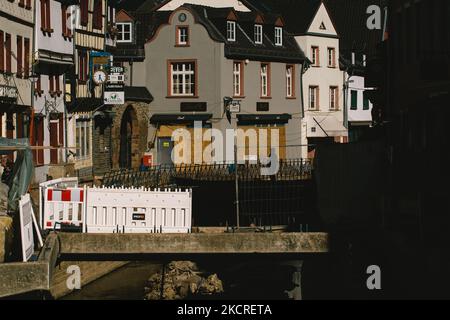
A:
[61,259,298,300]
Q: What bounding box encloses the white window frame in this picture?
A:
[275,27,283,46]
[309,86,318,110]
[117,22,132,43]
[311,46,319,66]
[233,62,242,96]
[227,21,236,41]
[254,24,263,44]
[330,86,338,110]
[328,47,335,67]
[261,64,269,97]
[170,62,196,96]
[178,26,189,45]
[75,117,91,160]
[286,65,293,97]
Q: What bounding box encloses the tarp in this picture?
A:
[0,138,34,213]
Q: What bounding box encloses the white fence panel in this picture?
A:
[42,187,85,231]
[85,187,192,234]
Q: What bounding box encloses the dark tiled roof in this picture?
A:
[244,0,322,35]
[124,86,153,103]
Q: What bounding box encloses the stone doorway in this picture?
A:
[119,106,137,169]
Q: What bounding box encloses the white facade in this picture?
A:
[347,74,373,124]
[295,3,347,157]
[157,0,251,12]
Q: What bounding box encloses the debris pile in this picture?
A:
[144,261,224,300]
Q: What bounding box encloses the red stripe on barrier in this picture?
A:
[47,189,53,201]
[80,190,84,202]
[61,190,71,202]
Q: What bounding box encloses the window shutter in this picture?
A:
[24,38,30,78]
[0,31,4,72]
[62,4,67,36]
[56,75,60,93]
[19,0,25,7]
[59,114,64,146]
[49,76,54,93]
[46,0,51,30]
[5,33,11,73]
[17,36,23,77]
[40,0,46,30]
[81,0,88,26]
[26,0,31,9]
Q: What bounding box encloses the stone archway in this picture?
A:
[119,106,136,168]
[111,103,149,170]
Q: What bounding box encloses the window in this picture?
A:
[327,47,336,68]
[311,46,320,66]
[286,65,295,98]
[177,26,189,46]
[93,0,103,30]
[117,22,132,43]
[260,63,270,97]
[233,61,244,97]
[169,61,196,96]
[254,24,262,44]
[363,93,370,110]
[40,0,52,32]
[78,50,88,82]
[227,21,236,41]
[350,90,358,110]
[17,36,22,78]
[309,86,319,110]
[33,117,44,165]
[275,27,283,46]
[80,0,88,26]
[329,86,338,110]
[49,75,61,97]
[76,118,91,159]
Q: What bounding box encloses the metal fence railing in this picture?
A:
[102,159,313,188]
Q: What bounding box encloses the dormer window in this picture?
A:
[254,24,263,44]
[227,21,236,42]
[176,26,189,46]
[117,22,132,43]
[275,27,283,46]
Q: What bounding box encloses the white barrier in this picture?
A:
[19,194,43,261]
[39,177,79,229]
[85,187,192,234]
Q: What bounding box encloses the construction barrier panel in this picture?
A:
[39,177,79,229]
[42,187,85,231]
[84,187,192,234]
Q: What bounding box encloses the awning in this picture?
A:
[124,86,153,103]
[306,115,348,138]
[150,114,213,125]
[67,98,103,113]
[237,114,292,126]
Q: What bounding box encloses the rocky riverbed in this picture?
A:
[144,261,224,300]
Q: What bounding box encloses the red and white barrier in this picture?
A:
[43,186,86,231]
[40,178,192,234]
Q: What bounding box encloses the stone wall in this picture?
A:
[92,117,113,177]
[111,103,150,170]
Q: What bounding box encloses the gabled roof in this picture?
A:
[244,0,323,35]
[147,4,307,63]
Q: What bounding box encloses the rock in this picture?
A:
[144,261,224,300]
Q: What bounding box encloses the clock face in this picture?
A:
[178,13,187,22]
[93,70,107,84]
